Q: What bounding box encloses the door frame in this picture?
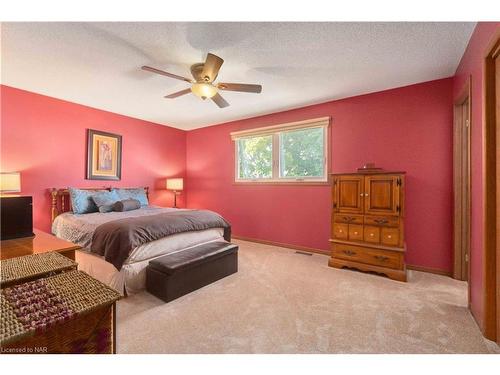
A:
[483,32,499,343]
[453,77,472,290]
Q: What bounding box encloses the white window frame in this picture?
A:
[231,117,330,184]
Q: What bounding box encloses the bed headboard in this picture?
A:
[50,186,150,223]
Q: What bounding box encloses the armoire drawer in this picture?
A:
[334,214,363,225]
[381,227,399,246]
[332,243,403,270]
[363,226,380,243]
[348,224,363,241]
[333,223,348,239]
[364,216,399,227]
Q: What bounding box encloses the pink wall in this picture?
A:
[1,85,187,233]
[187,78,454,272]
[453,22,500,330]
[1,78,457,274]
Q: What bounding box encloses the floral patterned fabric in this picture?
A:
[91,190,120,213]
[52,205,181,250]
[68,188,104,214]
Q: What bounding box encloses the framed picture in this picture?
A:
[87,129,122,180]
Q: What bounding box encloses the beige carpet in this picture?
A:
[116,240,499,354]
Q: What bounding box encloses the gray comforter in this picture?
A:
[90,209,231,270]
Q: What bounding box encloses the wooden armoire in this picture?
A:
[329,170,407,282]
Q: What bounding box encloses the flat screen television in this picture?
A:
[1,196,34,240]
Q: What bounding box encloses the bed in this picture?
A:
[50,187,229,295]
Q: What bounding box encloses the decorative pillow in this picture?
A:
[91,190,120,213]
[112,188,149,206]
[113,199,141,212]
[68,188,102,214]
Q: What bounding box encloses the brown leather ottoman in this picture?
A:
[146,241,238,302]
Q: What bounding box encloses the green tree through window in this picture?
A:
[235,122,327,182]
[280,127,324,178]
[238,135,272,179]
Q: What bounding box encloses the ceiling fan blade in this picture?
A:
[217,83,262,93]
[164,88,192,99]
[142,66,192,83]
[201,53,224,82]
[211,93,229,108]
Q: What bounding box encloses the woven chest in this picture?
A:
[0,252,77,288]
[1,270,121,354]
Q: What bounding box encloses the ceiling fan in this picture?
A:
[141,53,262,108]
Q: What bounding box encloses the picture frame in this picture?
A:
[86,129,122,180]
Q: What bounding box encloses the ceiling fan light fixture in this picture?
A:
[142,53,262,108]
[191,82,218,99]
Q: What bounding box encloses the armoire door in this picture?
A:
[334,175,364,213]
[364,175,400,215]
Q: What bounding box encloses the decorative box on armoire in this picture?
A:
[329,168,407,282]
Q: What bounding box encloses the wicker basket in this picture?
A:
[1,270,121,353]
[0,252,77,288]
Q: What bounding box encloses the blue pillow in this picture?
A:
[68,188,102,214]
[112,188,149,206]
[92,190,120,213]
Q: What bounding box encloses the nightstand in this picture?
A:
[0,229,81,261]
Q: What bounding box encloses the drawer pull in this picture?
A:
[374,255,389,262]
[369,233,374,237]
[342,250,357,256]
[342,216,355,223]
[374,218,389,224]
[387,235,392,239]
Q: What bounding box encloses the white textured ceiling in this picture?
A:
[1,22,475,130]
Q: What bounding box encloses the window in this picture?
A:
[232,117,329,183]
[237,135,273,179]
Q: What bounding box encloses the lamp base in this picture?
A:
[173,191,181,208]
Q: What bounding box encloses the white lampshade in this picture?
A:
[166,178,184,191]
[0,172,21,192]
[191,83,218,99]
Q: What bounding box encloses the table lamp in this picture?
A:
[166,178,183,208]
[0,172,21,195]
